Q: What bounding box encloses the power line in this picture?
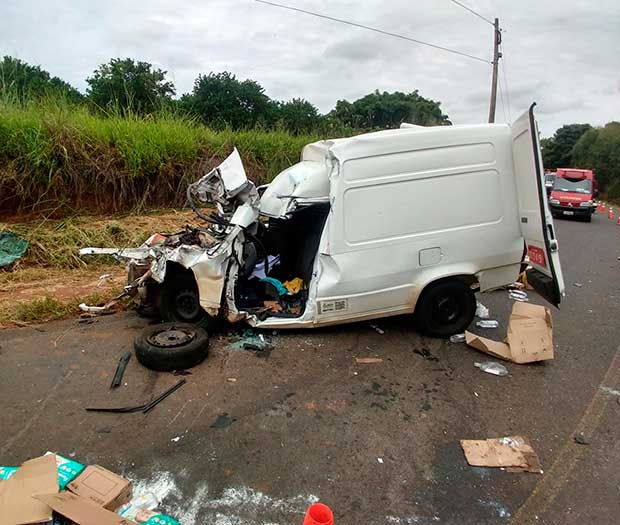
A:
[255,0,492,64]
[449,0,494,26]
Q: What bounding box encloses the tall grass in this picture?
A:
[0,96,321,217]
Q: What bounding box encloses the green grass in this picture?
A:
[0,97,321,216]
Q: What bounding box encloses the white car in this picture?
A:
[82,105,564,338]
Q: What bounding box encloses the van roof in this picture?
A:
[302,123,511,163]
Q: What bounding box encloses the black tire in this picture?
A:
[414,280,476,338]
[134,322,209,371]
[159,270,217,331]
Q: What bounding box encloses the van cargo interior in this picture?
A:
[235,203,330,319]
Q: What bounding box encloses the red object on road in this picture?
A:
[608,208,614,220]
[616,215,620,225]
[303,503,334,525]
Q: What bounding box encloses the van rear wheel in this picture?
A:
[415,280,476,338]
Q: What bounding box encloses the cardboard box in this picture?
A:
[465,302,554,364]
[35,492,136,525]
[68,465,132,511]
[0,454,58,524]
[44,452,85,489]
[1,453,84,489]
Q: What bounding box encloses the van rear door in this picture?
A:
[511,104,565,306]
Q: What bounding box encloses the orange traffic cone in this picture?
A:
[304,503,334,525]
[616,215,620,226]
[608,208,614,220]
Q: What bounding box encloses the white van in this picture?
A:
[82,105,564,338]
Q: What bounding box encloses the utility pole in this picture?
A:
[488,17,501,123]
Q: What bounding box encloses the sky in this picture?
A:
[1,0,619,136]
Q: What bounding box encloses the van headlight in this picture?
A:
[549,198,560,205]
[579,200,592,207]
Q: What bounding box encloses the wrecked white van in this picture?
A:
[81,105,564,338]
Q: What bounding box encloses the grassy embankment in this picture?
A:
[0,98,321,324]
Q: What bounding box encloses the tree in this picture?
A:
[273,98,322,134]
[86,58,175,114]
[541,123,592,170]
[572,122,620,193]
[183,72,272,129]
[330,90,451,129]
[0,56,82,103]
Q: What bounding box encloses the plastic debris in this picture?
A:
[170,436,181,443]
[355,357,383,364]
[449,333,466,343]
[573,282,583,288]
[377,458,384,464]
[369,324,385,335]
[476,320,500,329]
[475,301,490,319]
[474,361,508,376]
[574,433,590,445]
[509,290,529,302]
[0,231,29,268]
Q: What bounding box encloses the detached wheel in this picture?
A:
[158,270,217,330]
[134,322,209,371]
[415,280,476,338]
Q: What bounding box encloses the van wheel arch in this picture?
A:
[414,276,477,338]
[158,262,217,331]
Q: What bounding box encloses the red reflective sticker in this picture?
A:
[528,245,546,268]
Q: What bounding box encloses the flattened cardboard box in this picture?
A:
[35,492,136,525]
[465,302,553,364]
[68,465,132,511]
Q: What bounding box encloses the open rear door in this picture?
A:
[511,104,565,306]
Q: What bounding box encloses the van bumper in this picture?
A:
[550,205,592,217]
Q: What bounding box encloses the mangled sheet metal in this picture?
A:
[80,148,259,317]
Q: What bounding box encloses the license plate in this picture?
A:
[563,211,574,216]
[528,245,547,268]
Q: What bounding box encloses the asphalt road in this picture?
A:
[1,211,619,524]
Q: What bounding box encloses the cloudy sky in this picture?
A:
[1,0,618,135]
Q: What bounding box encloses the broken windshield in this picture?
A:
[553,178,591,194]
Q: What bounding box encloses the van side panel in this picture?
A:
[317,126,523,322]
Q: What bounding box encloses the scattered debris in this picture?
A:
[283,277,304,294]
[475,301,490,319]
[377,458,384,464]
[355,357,383,364]
[369,324,385,335]
[476,320,500,329]
[110,351,131,389]
[172,369,192,376]
[170,436,182,443]
[449,333,466,343]
[460,436,543,473]
[574,433,590,445]
[573,282,583,288]
[0,454,181,525]
[97,273,114,287]
[466,302,554,364]
[86,379,186,414]
[226,377,238,382]
[0,455,57,523]
[414,348,438,361]
[509,290,529,302]
[210,413,237,429]
[68,464,131,510]
[0,231,29,268]
[474,361,508,377]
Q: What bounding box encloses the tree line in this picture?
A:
[0,56,451,134]
[542,122,620,197]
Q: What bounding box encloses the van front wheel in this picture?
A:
[414,280,476,338]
